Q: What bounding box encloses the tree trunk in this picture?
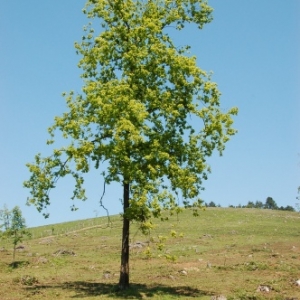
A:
[118,182,130,289]
[13,231,16,263]
[13,244,16,263]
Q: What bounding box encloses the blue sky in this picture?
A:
[0,1,299,228]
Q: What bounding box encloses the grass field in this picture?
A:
[1,207,300,299]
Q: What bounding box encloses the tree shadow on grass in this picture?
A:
[9,260,30,269]
[26,281,213,299]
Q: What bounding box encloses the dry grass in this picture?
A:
[1,208,300,299]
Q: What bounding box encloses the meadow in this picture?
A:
[1,207,300,299]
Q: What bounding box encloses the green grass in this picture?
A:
[1,207,300,299]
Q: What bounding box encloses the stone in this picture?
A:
[211,295,227,300]
[256,285,270,292]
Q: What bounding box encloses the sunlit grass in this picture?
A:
[1,208,300,299]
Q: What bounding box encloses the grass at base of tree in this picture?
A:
[1,207,300,299]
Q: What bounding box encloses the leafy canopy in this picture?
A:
[0,205,11,232]
[24,0,238,227]
[0,206,31,250]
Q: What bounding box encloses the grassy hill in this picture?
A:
[1,207,300,299]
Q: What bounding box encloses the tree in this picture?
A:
[0,206,30,263]
[206,201,217,207]
[254,200,264,209]
[245,201,255,208]
[264,197,278,210]
[24,0,238,289]
[296,186,300,211]
[279,205,295,212]
[0,205,11,232]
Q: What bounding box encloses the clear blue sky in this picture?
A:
[0,1,299,228]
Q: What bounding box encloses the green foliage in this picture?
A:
[205,201,218,207]
[264,196,278,210]
[24,0,238,288]
[143,246,153,259]
[232,198,295,212]
[253,200,264,209]
[0,205,11,232]
[24,0,237,222]
[164,254,177,262]
[278,205,295,212]
[0,206,31,262]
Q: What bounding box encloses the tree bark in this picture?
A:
[13,244,16,263]
[118,182,130,289]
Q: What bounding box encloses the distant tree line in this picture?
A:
[205,201,221,208]
[228,197,295,212]
[205,197,295,211]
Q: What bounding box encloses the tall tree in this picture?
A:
[24,0,238,289]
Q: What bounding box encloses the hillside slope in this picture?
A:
[1,208,300,299]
